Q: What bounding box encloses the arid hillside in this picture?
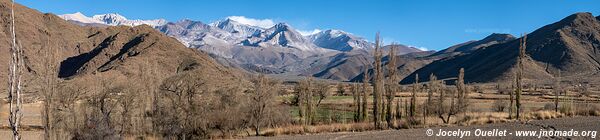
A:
[0,0,244,100]
[402,12,600,84]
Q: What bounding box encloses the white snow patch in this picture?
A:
[298,29,322,36]
[226,16,275,28]
[410,45,429,51]
[58,12,103,24]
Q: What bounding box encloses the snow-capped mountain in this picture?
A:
[309,29,374,51]
[60,12,424,74]
[212,18,264,37]
[59,12,104,24]
[242,23,322,52]
[59,12,167,27]
[157,19,240,57]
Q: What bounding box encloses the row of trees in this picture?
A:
[346,33,472,129]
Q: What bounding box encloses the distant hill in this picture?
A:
[401,12,600,84]
[431,33,516,58]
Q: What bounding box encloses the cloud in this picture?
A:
[297,29,322,36]
[408,45,429,51]
[417,47,429,51]
[226,16,275,28]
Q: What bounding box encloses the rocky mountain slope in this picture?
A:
[401,12,600,84]
[431,33,516,57]
[0,0,243,99]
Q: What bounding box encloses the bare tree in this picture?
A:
[336,83,345,96]
[456,68,468,113]
[385,45,398,128]
[554,70,562,112]
[41,30,59,140]
[361,62,369,122]
[509,73,515,119]
[410,74,418,117]
[315,82,330,107]
[8,0,24,139]
[516,33,527,119]
[351,83,361,122]
[396,99,402,121]
[437,82,458,124]
[249,74,280,136]
[296,77,316,125]
[372,32,385,129]
[53,83,85,139]
[153,75,252,139]
[425,74,438,124]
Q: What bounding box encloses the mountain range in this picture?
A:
[58,11,600,85]
[59,12,424,75]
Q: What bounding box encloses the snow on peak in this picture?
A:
[308,29,372,51]
[92,13,128,25]
[59,12,167,27]
[212,18,264,37]
[58,12,103,24]
[298,29,322,36]
[324,29,349,38]
[223,16,275,28]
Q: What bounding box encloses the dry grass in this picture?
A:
[263,122,373,136]
[456,112,511,125]
[455,111,567,126]
[523,111,565,120]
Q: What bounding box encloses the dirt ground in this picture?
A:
[248,116,600,140]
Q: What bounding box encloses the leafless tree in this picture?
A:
[249,74,280,136]
[396,99,402,121]
[425,74,438,124]
[516,33,527,119]
[437,82,458,124]
[296,77,316,125]
[51,82,85,139]
[40,30,59,140]
[336,83,345,96]
[8,0,24,139]
[509,72,515,119]
[315,82,330,107]
[153,74,253,139]
[385,45,398,127]
[372,32,385,129]
[456,68,468,113]
[410,74,419,117]
[351,83,361,122]
[493,99,507,112]
[554,70,562,112]
[361,63,370,122]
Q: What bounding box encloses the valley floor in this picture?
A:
[247,116,600,140]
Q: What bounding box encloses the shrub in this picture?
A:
[492,100,507,112]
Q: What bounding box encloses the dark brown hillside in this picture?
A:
[0,0,243,99]
[431,33,516,57]
[401,12,600,84]
[349,51,435,82]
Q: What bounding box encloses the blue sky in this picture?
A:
[17,0,600,51]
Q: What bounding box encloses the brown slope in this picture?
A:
[430,33,516,57]
[349,51,436,82]
[306,47,432,82]
[401,12,600,84]
[309,51,373,81]
[0,0,242,99]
